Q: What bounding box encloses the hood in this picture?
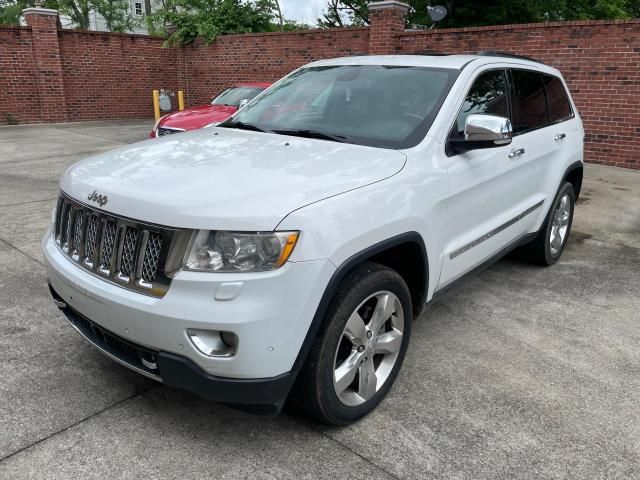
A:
[159,104,237,130]
[61,128,406,231]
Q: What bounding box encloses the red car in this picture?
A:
[150,82,271,138]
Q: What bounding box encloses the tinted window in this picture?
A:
[226,65,457,149]
[511,70,548,133]
[453,70,509,136]
[544,75,572,123]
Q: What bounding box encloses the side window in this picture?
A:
[543,75,573,123]
[511,70,548,134]
[453,70,509,136]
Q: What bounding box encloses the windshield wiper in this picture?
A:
[272,129,347,143]
[223,121,270,133]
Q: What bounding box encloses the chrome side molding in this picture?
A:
[450,200,544,259]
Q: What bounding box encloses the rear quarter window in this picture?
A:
[543,75,573,123]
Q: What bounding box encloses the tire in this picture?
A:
[519,182,576,266]
[294,262,412,425]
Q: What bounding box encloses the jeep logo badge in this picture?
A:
[87,190,108,207]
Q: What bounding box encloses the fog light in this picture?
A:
[187,329,238,357]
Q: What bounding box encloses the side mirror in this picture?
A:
[238,98,250,109]
[449,114,513,154]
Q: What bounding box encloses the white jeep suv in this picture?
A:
[43,53,583,425]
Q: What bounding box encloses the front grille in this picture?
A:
[54,192,185,297]
[157,127,184,137]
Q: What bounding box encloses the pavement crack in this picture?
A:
[0,385,157,464]
[0,197,57,208]
[311,426,401,480]
[50,127,126,145]
[0,237,45,267]
[0,149,110,166]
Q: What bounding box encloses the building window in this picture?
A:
[134,2,143,15]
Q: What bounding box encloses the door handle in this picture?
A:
[508,148,525,158]
[553,133,567,141]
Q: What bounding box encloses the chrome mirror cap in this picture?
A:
[464,114,513,145]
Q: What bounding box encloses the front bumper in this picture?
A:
[51,292,293,412]
[43,229,335,407]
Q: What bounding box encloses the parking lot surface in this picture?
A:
[1,120,639,479]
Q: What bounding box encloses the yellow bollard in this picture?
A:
[178,91,185,111]
[152,90,160,121]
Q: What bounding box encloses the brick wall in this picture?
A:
[0,4,639,168]
[183,27,369,107]
[59,30,180,121]
[396,21,640,169]
[0,26,42,124]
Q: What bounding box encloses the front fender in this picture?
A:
[277,162,448,301]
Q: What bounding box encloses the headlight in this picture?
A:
[184,231,299,272]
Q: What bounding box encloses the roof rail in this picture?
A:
[476,51,540,63]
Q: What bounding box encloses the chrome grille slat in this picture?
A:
[71,210,84,261]
[61,205,73,252]
[53,193,179,298]
[54,197,64,240]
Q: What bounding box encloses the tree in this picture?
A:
[318,0,368,27]
[0,0,135,30]
[90,0,136,31]
[145,0,306,44]
[48,0,136,30]
[317,0,639,28]
[273,0,282,30]
[0,0,30,25]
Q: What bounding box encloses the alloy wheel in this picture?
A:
[332,291,404,407]
[550,194,571,255]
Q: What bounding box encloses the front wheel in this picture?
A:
[295,262,412,425]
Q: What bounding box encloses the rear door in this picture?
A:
[506,69,574,233]
[509,69,556,234]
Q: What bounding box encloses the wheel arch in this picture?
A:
[289,232,429,376]
[563,161,583,199]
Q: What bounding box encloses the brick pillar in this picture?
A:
[367,1,409,54]
[23,8,68,122]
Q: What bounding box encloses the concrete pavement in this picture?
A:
[1,120,639,479]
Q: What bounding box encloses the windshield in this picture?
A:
[222,65,458,149]
[211,86,265,107]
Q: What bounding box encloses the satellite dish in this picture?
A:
[427,5,448,22]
